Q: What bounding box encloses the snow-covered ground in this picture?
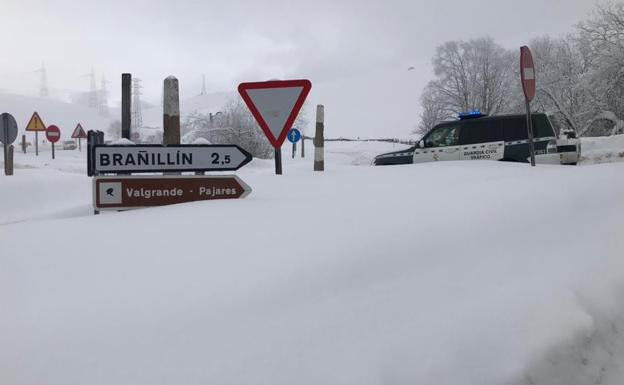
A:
[1,138,623,385]
[580,134,624,164]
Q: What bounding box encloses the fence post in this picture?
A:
[314,105,324,171]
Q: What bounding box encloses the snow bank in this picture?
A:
[1,159,623,385]
[580,134,624,164]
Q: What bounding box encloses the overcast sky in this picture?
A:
[1,0,597,137]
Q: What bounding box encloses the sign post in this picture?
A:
[520,46,536,167]
[0,113,18,175]
[45,125,61,159]
[25,111,46,156]
[71,123,88,151]
[238,79,311,175]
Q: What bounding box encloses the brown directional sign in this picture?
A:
[93,175,252,211]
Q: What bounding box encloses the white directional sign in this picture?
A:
[238,79,311,147]
[93,144,253,173]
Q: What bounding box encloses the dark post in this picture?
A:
[122,73,132,140]
[314,104,325,171]
[292,141,296,159]
[51,142,55,159]
[21,134,26,153]
[4,145,13,176]
[78,138,81,152]
[163,76,180,145]
[301,134,305,158]
[35,132,39,156]
[275,148,282,175]
[526,100,536,167]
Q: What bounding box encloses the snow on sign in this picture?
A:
[93,144,253,173]
[25,111,46,131]
[71,123,88,139]
[238,79,311,148]
[520,46,536,102]
[93,175,252,211]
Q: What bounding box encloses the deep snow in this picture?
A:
[1,140,623,385]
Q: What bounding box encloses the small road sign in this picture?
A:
[520,46,536,102]
[25,111,46,131]
[92,144,253,174]
[71,123,88,139]
[238,79,311,148]
[0,113,18,145]
[46,125,61,143]
[287,128,301,143]
[93,174,252,211]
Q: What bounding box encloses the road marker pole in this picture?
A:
[122,74,131,140]
[314,104,324,171]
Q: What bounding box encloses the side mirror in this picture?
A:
[418,140,424,148]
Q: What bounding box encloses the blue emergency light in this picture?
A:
[458,109,486,119]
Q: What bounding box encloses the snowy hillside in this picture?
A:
[1,138,624,385]
[0,92,115,141]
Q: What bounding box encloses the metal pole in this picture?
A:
[275,147,282,175]
[4,144,13,176]
[35,131,39,156]
[526,100,536,167]
[78,138,81,152]
[301,134,305,158]
[292,142,296,159]
[51,142,55,159]
[314,105,325,171]
[122,73,131,140]
[21,134,26,153]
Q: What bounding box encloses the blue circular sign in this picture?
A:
[287,128,301,143]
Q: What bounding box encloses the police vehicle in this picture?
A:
[374,111,580,166]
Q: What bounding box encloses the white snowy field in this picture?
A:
[1,140,624,385]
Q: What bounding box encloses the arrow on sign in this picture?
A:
[238,79,311,148]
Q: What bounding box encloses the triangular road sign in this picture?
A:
[25,111,47,132]
[71,123,88,139]
[238,79,311,148]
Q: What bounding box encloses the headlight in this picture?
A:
[547,139,558,154]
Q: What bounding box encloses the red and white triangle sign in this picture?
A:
[238,79,312,148]
[71,123,88,139]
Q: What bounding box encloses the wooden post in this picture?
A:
[4,144,13,176]
[122,73,131,140]
[314,104,324,171]
[21,135,26,153]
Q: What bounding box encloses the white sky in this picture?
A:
[1,0,597,137]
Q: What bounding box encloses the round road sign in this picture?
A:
[520,46,536,102]
[0,113,18,145]
[287,128,301,143]
[46,125,61,143]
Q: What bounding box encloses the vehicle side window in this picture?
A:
[459,120,502,145]
[533,114,556,138]
[424,125,459,147]
[502,117,526,142]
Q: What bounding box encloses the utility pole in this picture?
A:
[99,75,110,117]
[36,62,49,98]
[88,67,98,109]
[132,78,143,130]
[200,74,207,96]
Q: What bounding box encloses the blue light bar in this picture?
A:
[458,109,483,118]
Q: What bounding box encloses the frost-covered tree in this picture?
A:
[428,37,515,116]
[415,83,454,136]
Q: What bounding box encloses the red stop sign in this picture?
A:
[46,125,61,143]
[520,46,536,102]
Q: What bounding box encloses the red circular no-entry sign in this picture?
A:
[46,125,61,143]
[520,46,536,102]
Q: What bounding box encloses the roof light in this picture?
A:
[458,109,486,119]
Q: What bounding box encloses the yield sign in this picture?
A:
[238,79,311,148]
[71,123,88,139]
